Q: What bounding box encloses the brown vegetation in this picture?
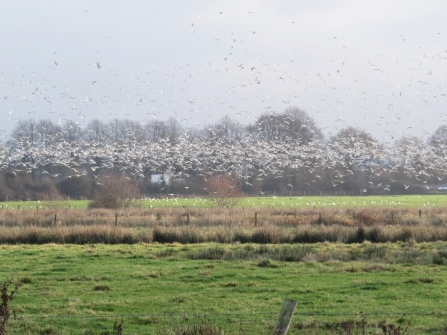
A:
[0,206,446,245]
[204,175,244,208]
[0,278,19,335]
[89,176,141,209]
[0,171,60,202]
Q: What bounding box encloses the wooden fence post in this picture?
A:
[115,213,118,226]
[272,299,297,335]
[255,212,258,226]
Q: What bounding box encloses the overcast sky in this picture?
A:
[1,0,447,142]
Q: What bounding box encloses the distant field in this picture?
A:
[1,194,446,210]
[3,242,447,334]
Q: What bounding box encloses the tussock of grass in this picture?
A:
[173,243,447,266]
[4,223,447,245]
[93,284,111,291]
[19,276,32,284]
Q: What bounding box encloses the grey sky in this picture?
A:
[1,0,446,142]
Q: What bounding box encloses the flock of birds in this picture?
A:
[1,7,446,191]
[1,113,447,192]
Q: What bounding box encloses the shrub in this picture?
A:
[277,245,312,262]
[251,228,280,244]
[89,194,120,209]
[93,285,111,291]
[347,226,366,243]
[0,172,61,201]
[365,226,382,243]
[89,176,140,209]
[188,247,226,260]
[204,175,243,208]
[1,278,20,335]
[432,254,445,265]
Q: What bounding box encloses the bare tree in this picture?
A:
[63,120,84,144]
[165,117,183,145]
[429,124,447,147]
[203,115,245,142]
[145,120,168,143]
[85,119,109,142]
[249,107,323,144]
[124,120,146,143]
[8,119,37,149]
[429,125,447,166]
[7,119,39,171]
[330,126,379,170]
[35,120,62,148]
[90,175,140,209]
[392,135,430,179]
[204,175,244,208]
[108,119,127,143]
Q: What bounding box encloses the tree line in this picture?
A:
[1,106,447,201]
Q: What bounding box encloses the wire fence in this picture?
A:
[7,310,447,334]
[9,311,277,335]
[292,311,447,335]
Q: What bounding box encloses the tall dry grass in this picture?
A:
[0,206,446,244]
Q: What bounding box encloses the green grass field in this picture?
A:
[1,194,446,210]
[3,242,447,334]
[2,195,447,333]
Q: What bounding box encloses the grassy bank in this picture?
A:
[2,243,447,334]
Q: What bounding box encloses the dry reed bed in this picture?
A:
[0,206,444,227]
[0,207,446,244]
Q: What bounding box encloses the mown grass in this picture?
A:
[3,243,447,334]
[1,194,447,209]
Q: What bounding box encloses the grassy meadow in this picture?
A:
[3,242,447,334]
[1,194,447,210]
[2,195,447,333]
